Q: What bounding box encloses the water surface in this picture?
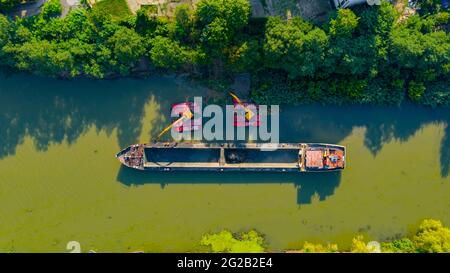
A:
[0,73,449,252]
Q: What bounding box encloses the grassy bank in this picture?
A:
[92,0,131,20]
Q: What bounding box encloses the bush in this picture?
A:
[421,80,450,107]
[200,230,265,253]
[382,238,416,253]
[413,219,450,253]
[350,235,373,253]
[408,81,426,102]
[149,36,190,70]
[41,0,63,19]
[300,242,338,253]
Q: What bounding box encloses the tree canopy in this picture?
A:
[0,0,448,106]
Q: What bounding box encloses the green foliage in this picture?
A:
[408,81,426,102]
[378,219,450,253]
[170,4,193,41]
[195,0,250,31]
[263,17,328,79]
[421,80,450,107]
[382,238,416,253]
[93,0,131,21]
[149,35,189,70]
[1,6,145,78]
[226,39,261,73]
[300,242,338,253]
[195,0,251,65]
[199,220,450,253]
[391,22,449,76]
[329,9,359,37]
[41,0,63,19]
[200,17,230,51]
[0,14,10,50]
[413,219,450,253]
[108,27,145,73]
[0,1,448,107]
[200,230,265,253]
[411,0,443,15]
[350,235,373,253]
[135,8,168,37]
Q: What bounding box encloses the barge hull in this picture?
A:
[116,143,346,172]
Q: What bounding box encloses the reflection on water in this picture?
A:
[279,104,450,177]
[0,73,449,252]
[117,167,341,205]
[0,73,205,158]
[1,73,448,177]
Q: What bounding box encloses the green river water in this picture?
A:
[0,73,449,252]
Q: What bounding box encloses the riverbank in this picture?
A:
[0,0,449,107]
[199,219,450,253]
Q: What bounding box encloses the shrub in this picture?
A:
[200,230,265,253]
[382,238,416,253]
[412,219,450,253]
[41,0,63,19]
[300,242,338,253]
[408,81,426,102]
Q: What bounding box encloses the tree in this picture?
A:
[323,8,381,78]
[263,17,328,79]
[412,219,450,253]
[329,9,359,37]
[200,17,230,52]
[200,230,265,253]
[408,81,426,102]
[135,8,168,38]
[381,238,416,253]
[108,27,145,71]
[390,19,449,84]
[411,0,443,15]
[149,36,189,70]
[170,4,193,41]
[350,235,376,253]
[226,38,261,73]
[357,2,398,59]
[195,0,250,30]
[421,80,450,107]
[195,0,222,27]
[88,5,116,40]
[2,39,76,76]
[41,0,63,19]
[0,14,10,49]
[194,0,251,75]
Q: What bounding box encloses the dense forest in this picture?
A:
[0,0,449,106]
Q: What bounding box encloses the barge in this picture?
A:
[116,143,346,172]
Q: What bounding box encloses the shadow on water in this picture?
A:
[116,166,342,205]
[0,73,202,157]
[0,73,449,178]
[280,104,450,177]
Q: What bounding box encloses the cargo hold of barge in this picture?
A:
[116,143,346,172]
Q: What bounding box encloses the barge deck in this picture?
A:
[116,142,346,172]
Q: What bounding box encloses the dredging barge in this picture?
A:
[116,143,346,172]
